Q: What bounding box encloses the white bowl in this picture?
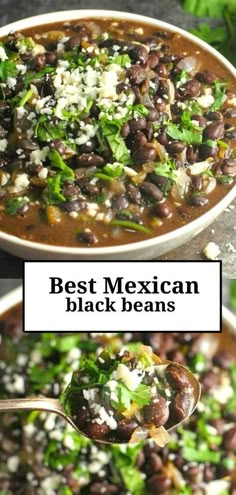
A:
[0,10,235,260]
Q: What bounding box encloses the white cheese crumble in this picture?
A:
[0,46,8,61]
[7,455,20,472]
[203,242,221,260]
[112,363,143,391]
[197,94,215,108]
[30,146,49,166]
[0,138,8,152]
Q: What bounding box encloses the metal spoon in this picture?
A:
[0,362,200,444]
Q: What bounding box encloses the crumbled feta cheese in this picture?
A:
[16,63,27,75]
[38,167,48,179]
[203,242,221,260]
[41,475,63,495]
[7,455,20,472]
[0,46,8,61]
[197,94,215,108]
[112,363,143,391]
[14,173,30,192]
[0,138,7,152]
[6,77,17,89]
[30,147,49,166]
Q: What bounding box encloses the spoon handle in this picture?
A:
[0,397,64,415]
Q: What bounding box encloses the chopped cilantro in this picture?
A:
[166,123,202,145]
[115,382,151,410]
[108,54,131,66]
[35,115,67,142]
[112,445,146,495]
[18,88,34,107]
[182,446,221,463]
[110,219,152,234]
[43,174,66,205]
[5,197,28,216]
[211,80,227,111]
[103,163,124,178]
[99,119,131,164]
[48,149,74,180]
[0,60,17,81]
[216,175,233,184]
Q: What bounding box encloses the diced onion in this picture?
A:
[149,425,171,447]
[177,56,197,73]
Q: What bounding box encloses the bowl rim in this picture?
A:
[0,285,235,333]
[0,9,235,256]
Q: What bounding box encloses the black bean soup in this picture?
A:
[0,304,236,495]
[0,19,235,247]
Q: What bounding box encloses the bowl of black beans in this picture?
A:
[0,10,235,259]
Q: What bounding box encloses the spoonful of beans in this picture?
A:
[0,345,200,446]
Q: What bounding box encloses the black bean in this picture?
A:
[186,145,199,164]
[190,174,202,191]
[112,195,129,210]
[157,129,168,146]
[222,158,236,175]
[128,117,147,132]
[191,114,207,127]
[75,406,88,429]
[136,451,145,468]
[115,418,138,441]
[126,184,142,204]
[65,35,82,50]
[77,231,98,245]
[127,130,147,151]
[134,146,157,165]
[155,98,166,112]
[150,76,160,93]
[80,180,99,196]
[149,173,169,190]
[167,349,186,365]
[213,350,235,369]
[157,80,169,98]
[166,141,186,154]
[204,465,215,483]
[195,71,216,84]
[144,37,159,49]
[180,79,200,97]
[77,153,105,168]
[223,427,236,451]
[80,138,96,153]
[156,63,169,78]
[146,453,163,473]
[116,82,130,94]
[209,418,225,435]
[166,364,190,390]
[131,45,148,64]
[127,65,147,84]
[89,482,118,494]
[155,202,171,218]
[203,121,225,141]
[33,54,46,70]
[90,103,100,118]
[201,370,218,392]
[143,396,169,426]
[144,121,154,140]
[140,181,164,202]
[148,52,159,68]
[45,51,57,65]
[147,474,171,494]
[189,195,209,207]
[147,108,159,122]
[204,111,223,121]
[199,143,218,159]
[132,86,142,103]
[121,122,130,138]
[63,199,85,212]
[169,390,192,423]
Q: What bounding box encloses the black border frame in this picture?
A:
[23,259,222,333]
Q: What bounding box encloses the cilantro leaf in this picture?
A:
[108,54,131,67]
[99,120,131,164]
[183,0,225,18]
[43,174,66,205]
[48,149,74,180]
[103,163,124,178]
[166,123,202,145]
[154,161,177,183]
[211,80,227,111]
[0,61,17,82]
[35,116,67,142]
[191,23,228,45]
[5,197,28,216]
[112,445,146,495]
[182,446,221,463]
[116,382,151,410]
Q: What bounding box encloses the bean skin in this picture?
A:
[126,184,142,204]
[77,153,105,168]
[143,396,169,427]
[112,195,129,210]
[65,35,82,50]
[180,79,200,97]
[169,390,192,423]
[199,143,218,159]
[204,111,223,121]
[147,474,171,494]
[190,175,202,191]
[147,108,159,122]
[156,63,169,78]
[127,65,147,84]
[85,422,110,439]
[128,117,147,132]
[187,145,199,164]
[222,158,236,176]
[148,52,159,68]
[223,427,236,451]
[63,199,85,212]
[131,45,148,64]
[140,181,163,201]
[77,231,98,245]
[134,146,157,165]
[166,141,186,154]
[121,122,130,138]
[115,418,138,441]
[191,114,207,127]
[189,195,209,207]
[166,364,190,390]
[155,202,171,218]
[195,70,216,84]
[203,121,225,141]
